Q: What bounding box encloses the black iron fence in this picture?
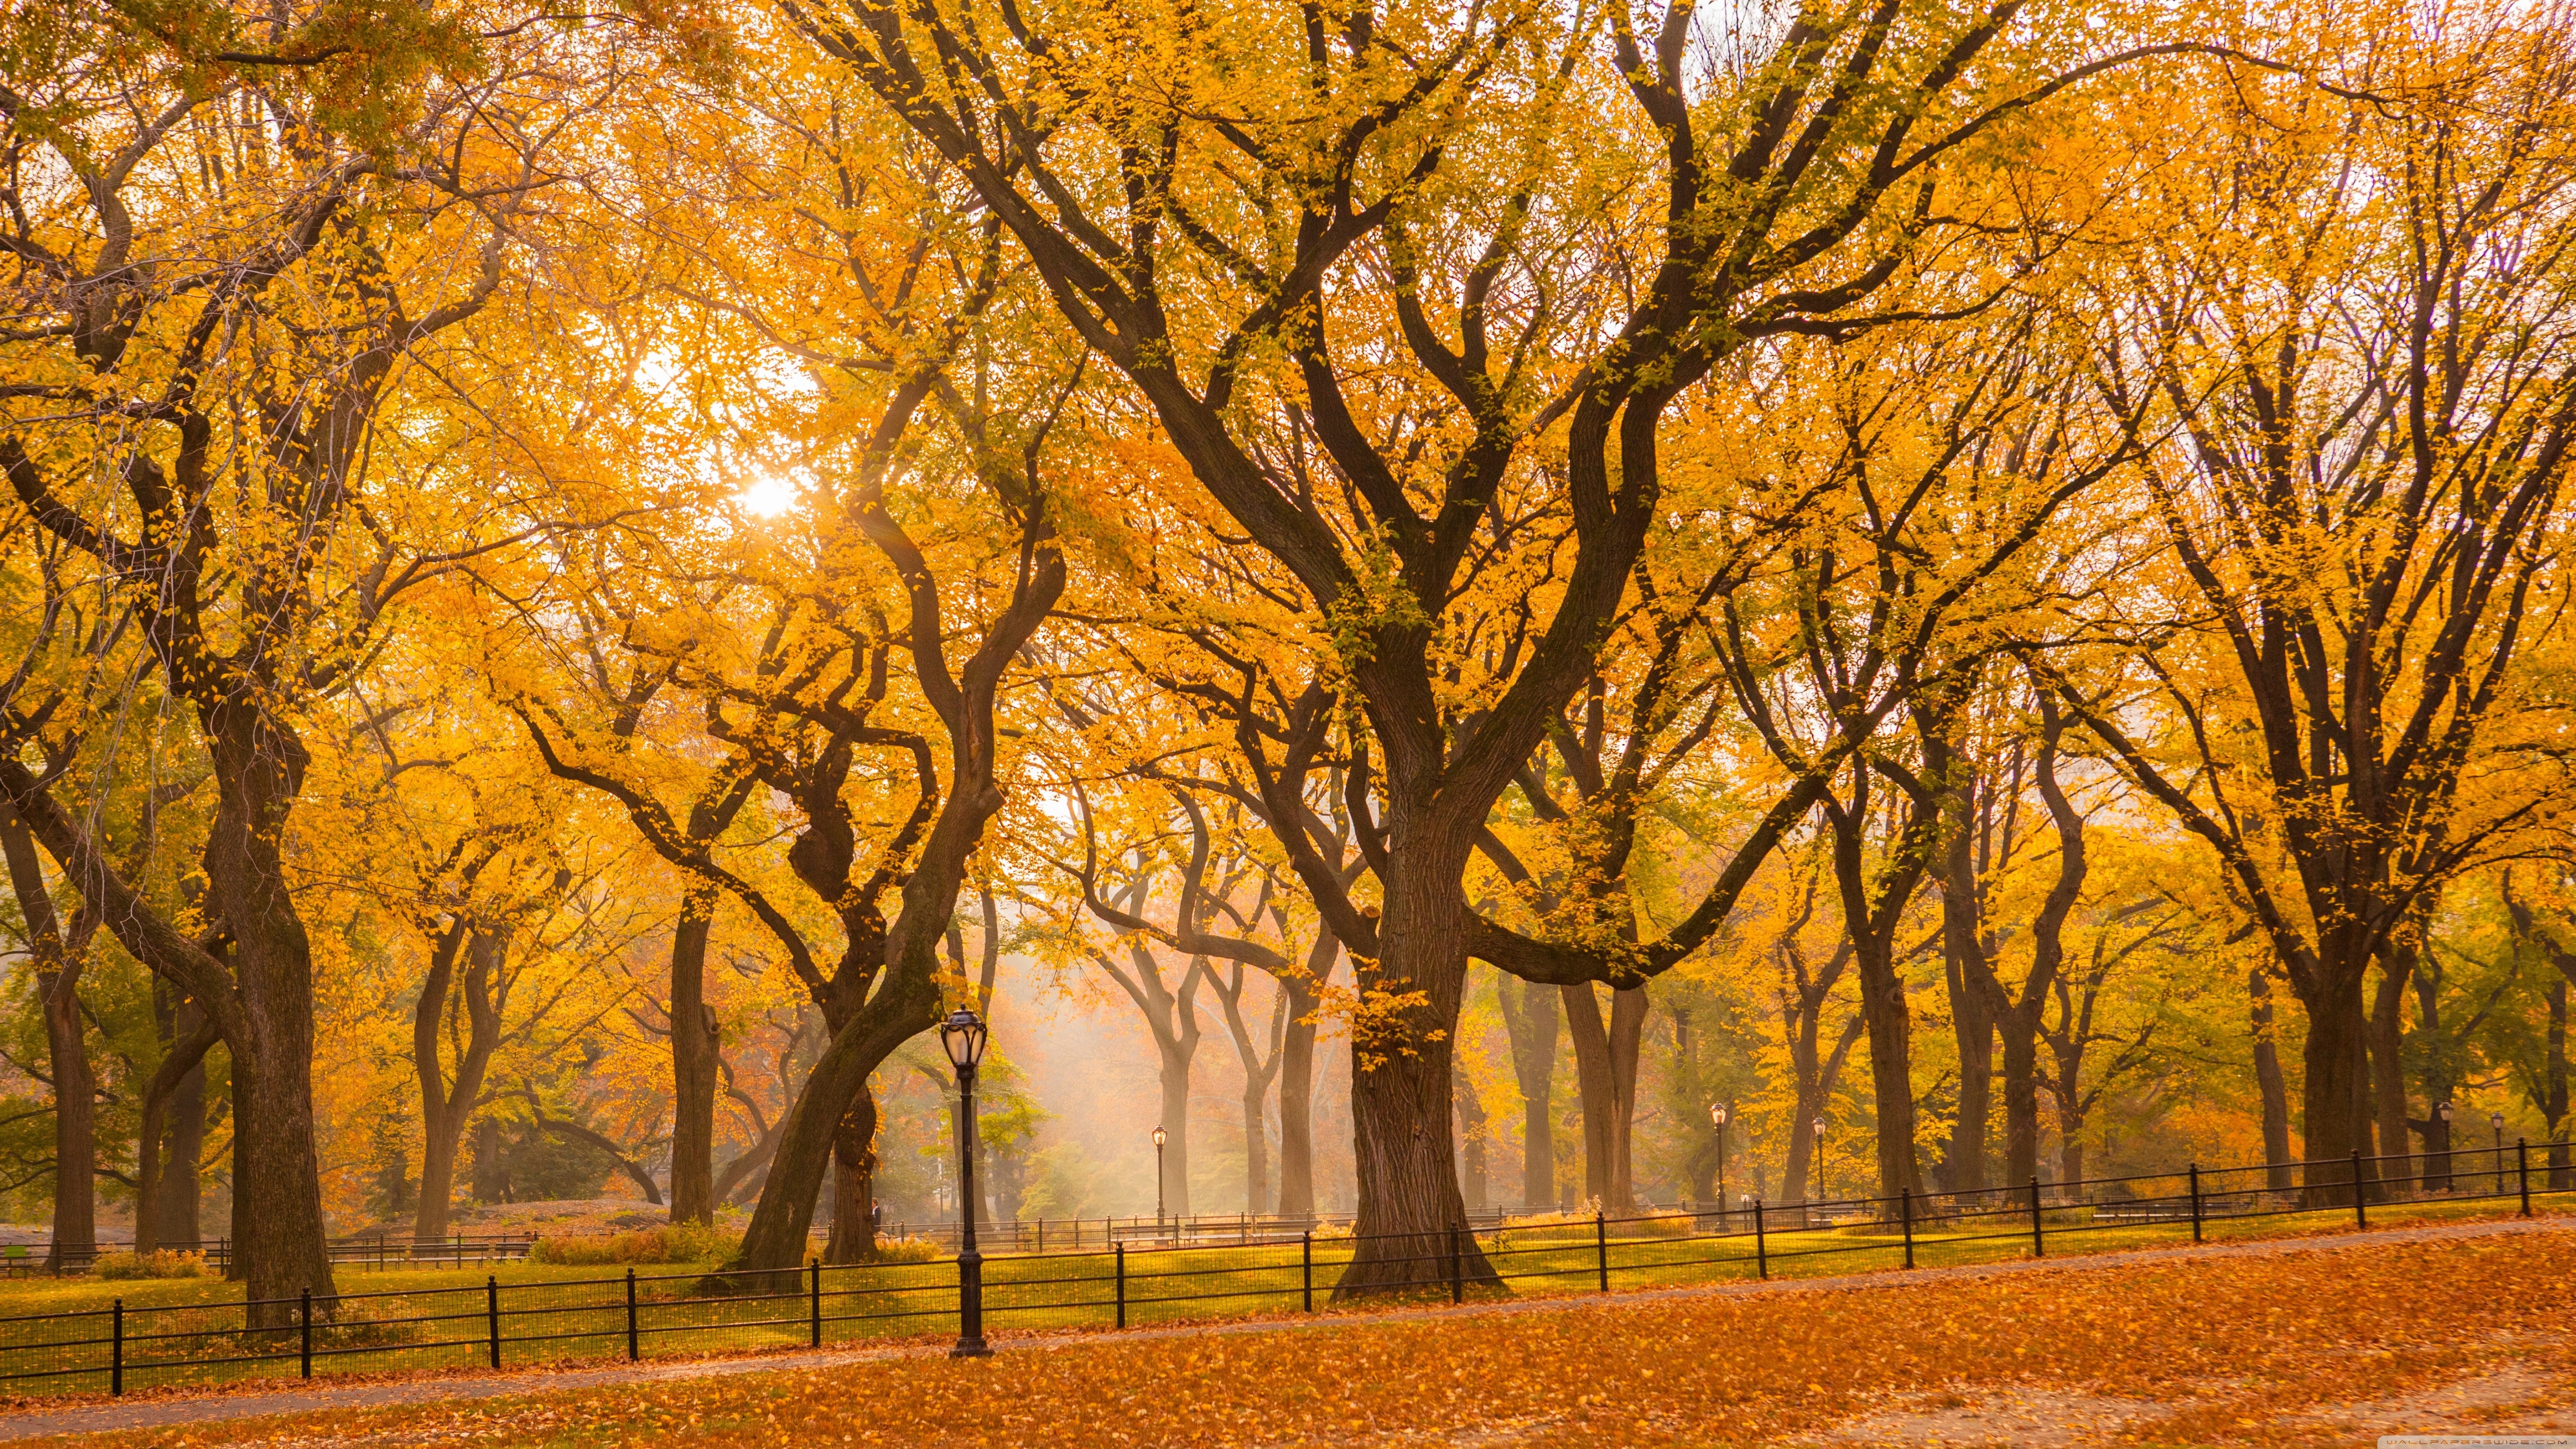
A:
[0,1140,2563,1400]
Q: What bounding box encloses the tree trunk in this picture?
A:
[1,809,94,1271]
[1560,983,1647,1210]
[1245,1071,1273,1215]
[1940,816,1992,1195]
[203,723,337,1318]
[473,1117,507,1203]
[1495,974,1558,1211]
[144,987,210,1252]
[2369,949,2412,1194]
[1334,838,1492,1297]
[2293,969,2374,1208]
[2250,968,2295,1190]
[1454,1055,1487,1212]
[1277,970,1325,1219]
[668,885,723,1226]
[2543,972,2567,1191]
[822,1084,878,1263]
[1852,934,1924,1198]
[1946,973,1993,1195]
[1157,1041,1193,1220]
[1998,1003,2043,1190]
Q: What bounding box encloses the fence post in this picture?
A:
[486,1275,500,1369]
[1899,1188,1914,1270]
[2519,1138,2532,1217]
[625,1268,638,1361]
[300,1288,312,1379]
[2188,1164,2204,1244]
[1754,1198,1767,1280]
[1594,1211,1609,1293]
[2029,1177,2044,1259]
[1448,1225,1463,1304]
[810,1257,823,1347]
[111,1299,123,1397]
[1114,1242,1126,1329]
[2352,1148,2367,1229]
[1302,1231,1314,1313]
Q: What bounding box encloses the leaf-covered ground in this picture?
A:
[23,1220,2576,1447]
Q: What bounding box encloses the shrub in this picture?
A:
[529,1222,736,1266]
[867,1236,943,1264]
[95,1250,212,1280]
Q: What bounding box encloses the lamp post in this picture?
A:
[1812,1115,1827,1209]
[2435,1100,2453,1191]
[2491,1110,2508,1195]
[1152,1124,1168,1231]
[1708,1103,1729,1211]
[940,1005,991,1359]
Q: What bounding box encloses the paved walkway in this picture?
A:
[1,1212,2565,1443]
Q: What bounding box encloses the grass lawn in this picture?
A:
[0,1190,2565,1401]
[18,1211,2575,1447]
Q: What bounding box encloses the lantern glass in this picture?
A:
[2491,1110,2506,1131]
[2436,1100,2452,1122]
[940,1006,987,1070]
[1153,1124,1167,1148]
[1710,1103,1728,1128]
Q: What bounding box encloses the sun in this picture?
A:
[736,473,799,517]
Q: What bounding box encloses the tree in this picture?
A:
[788,0,2170,1286]
[2055,16,2576,1204]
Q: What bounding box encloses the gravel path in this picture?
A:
[2,1212,2563,1443]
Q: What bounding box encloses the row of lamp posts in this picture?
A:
[1705,1102,1824,1209]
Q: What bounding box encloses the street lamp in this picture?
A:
[1708,1103,1730,1210]
[939,1005,991,1359]
[1152,1124,1168,1229]
[2491,1109,2507,1195]
[2435,1100,2454,1191]
[1813,1115,1827,1208]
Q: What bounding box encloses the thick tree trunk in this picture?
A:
[203,723,336,1319]
[2294,970,2375,1208]
[1,810,94,1271]
[415,1108,465,1243]
[1561,985,1612,1205]
[1998,1005,2042,1188]
[2250,969,2295,1189]
[668,886,723,1226]
[1495,975,1558,1210]
[1334,839,1492,1297]
[39,946,93,1273]
[1560,983,1646,1210]
[2369,951,2412,1193]
[472,1116,509,1202]
[822,1084,878,1263]
[1946,975,1993,1195]
[1852,935,1924,1199]
[725,970,939,1282]
[42,1004,93,1270]
[1940,816,1992,1195]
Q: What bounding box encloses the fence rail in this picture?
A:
[0,1139,2563,1400]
